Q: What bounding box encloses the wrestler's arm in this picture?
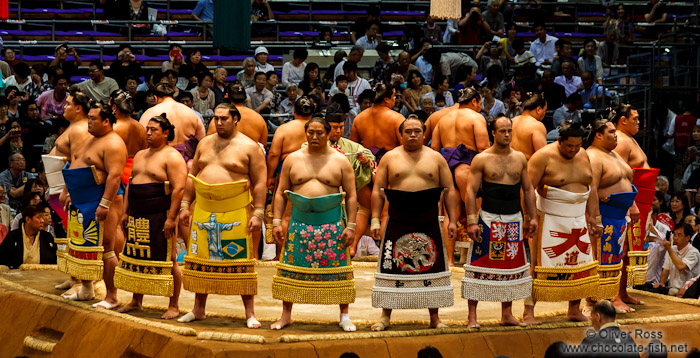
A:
[266,128,284,189]
[473,121,490,152]
[349,118,360,143]
[179,144,202,225]
[248,142,268,231]
[194,114,206,140]
[439,156,459,240]
[527,151,546,190]
[394,118,403,145]
[612,137,631,163]
[465,155,483,240]
[135,124,147,150]
[519,153,539,237]
[165,150,187,239]
[531,125,548,153]
[423,117,433,145]
[587,152,603,258]
[341,158,358,245]
[370,154,389,239]
[583,151,602,236]
[430,125,442,151]
[97,139,128,221]
[206,122,216,136]
[120,178,130,229]
[272,155,293,244]
[259,120,269,151]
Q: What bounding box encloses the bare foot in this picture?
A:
[522,313,541,326]
[567,311,590,322]
[499,315,526,327]
[371,316,390,331]
[247,316,262,329]
[430,318,447,329]
[467,321,480,329]
[161,307,179,320]
[116,300,142,313]
[611,297,635,313]
[270,317,291,330]
[619,293,642,305]
[448,261,455,268]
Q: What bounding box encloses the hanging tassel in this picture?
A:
[430,0,461,20]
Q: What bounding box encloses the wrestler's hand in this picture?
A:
[448,221,457,241]
[163,218,177,239]
[466,223,480,241]
[267,178,275,191]
[248,216,262,233]
[341,228,354,248]
[179,209,192,227]
[95,206,108,222]
[273,226,284,245]
[527,217,539,238]
[629,203,640,224]
[587,216,602,238]
[119,213,128,231]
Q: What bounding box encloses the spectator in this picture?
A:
[604,4,635,45]
[136,71,156,92]
[192,0,214,21]
[212,67,228,106]
[443,18,459,44]
[452,65,476,99]
[357,89,375,115]
[5,86,21,120]
[77,60,119,103]
[254,47,274,73]
[278,84,298,115]
[504,86,524,118]
[417,346,443,358]
[0,56,11,80]
[373,43,396,84]
[99,0,150,22]
[19,100,49,168]
[334,46,365,86]
[265,70,282,114]
[298,63,325,107]
[180,49,208,90]
[685,215,700,250]
[421,12,443,45]
[0,204,56,269]
[162,44,186,83]
[355,21,381,50]
[109,45,143,88]
[177,92,204,123]
[579,300,639,357]
[351,5,380,44]
[482,0,505,38]
[245,72,274,114]
[425,74,455,108]
[498,23,517,63]
[512,38,536,66]
[654,223,700,296]
[670,192,689,227]
[554,61,582,97]
[424,48,478,82]
[11,191,43,231]
[512,62,540,94]
[0,120,24,171]
[338,61,371,115]
[644,0,668,24]
[323,50,346,88]
[251,0,274,21]
[404,70,432,114]
[42,116,69,154]
[318,27,333,42]
[458,7,491,45]
[48,44,81,78]
[656,175,671,208]
[397,51,420,82]
[476,41,508,74]
[642,209,672,288]
[0,152,37,211]
[578,39,604,84]
[4,62,31,92]
[237,57,257,88]
[24,64,51,100]
[0,98,9,136]
[123,75,139,98]
[164,70,182,99]
[530,22,558,66]
[282,49,307,87]
[190,71,216,116]
[598,30,621,67]
[551,40,579,77]
[329,75,350,97]
[1,48,18,74]
[552,93,582,128]
[480,82,506,119]
[540,69,566,110]
[579,72,612,110]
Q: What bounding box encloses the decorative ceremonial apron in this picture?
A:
[272,191,355,304]
[43,155,68,272]
[627,168,659,285]
[597,187,637,299]
[62,165,106,281]
[532,186,599,302]
[114,181,175,297]
[182,176,257,295]
[372,187,454,309]
[441,144,479,248]
[462,181,532,302]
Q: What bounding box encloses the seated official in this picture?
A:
[579,300,639,358]
[0,204,56,269]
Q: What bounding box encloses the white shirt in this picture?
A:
[530,34,559,66]
[440,52,478,79]
[355,35,378,50]
[282,61,306,86]
[554,75,583,97]
[330,76,370,112]
[4,75,31,91]
[255,62,275,73]
[663,244,700,290]
[481,98,506,118]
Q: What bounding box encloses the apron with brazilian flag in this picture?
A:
[182,176,257,295]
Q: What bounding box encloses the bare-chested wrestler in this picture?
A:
[524,121,601,324]
[206,82,268,148]
[115,114,186,319]
[424,103,459,145]
[611,103,658,307]
[110,89,146,185]
[510,93,548,159]
[463,116,538,328]
[61,102,127,309]
[48,90,92,293]
[349,83,404,164]
[138,83,206,163]
[431,87,490,265]
[370,117,459,331]
[587,119,640,313]
[270,117,358,331]
[177,103,266,328]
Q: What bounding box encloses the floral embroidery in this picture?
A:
[320,259,328,267]
[283,219,348,269]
